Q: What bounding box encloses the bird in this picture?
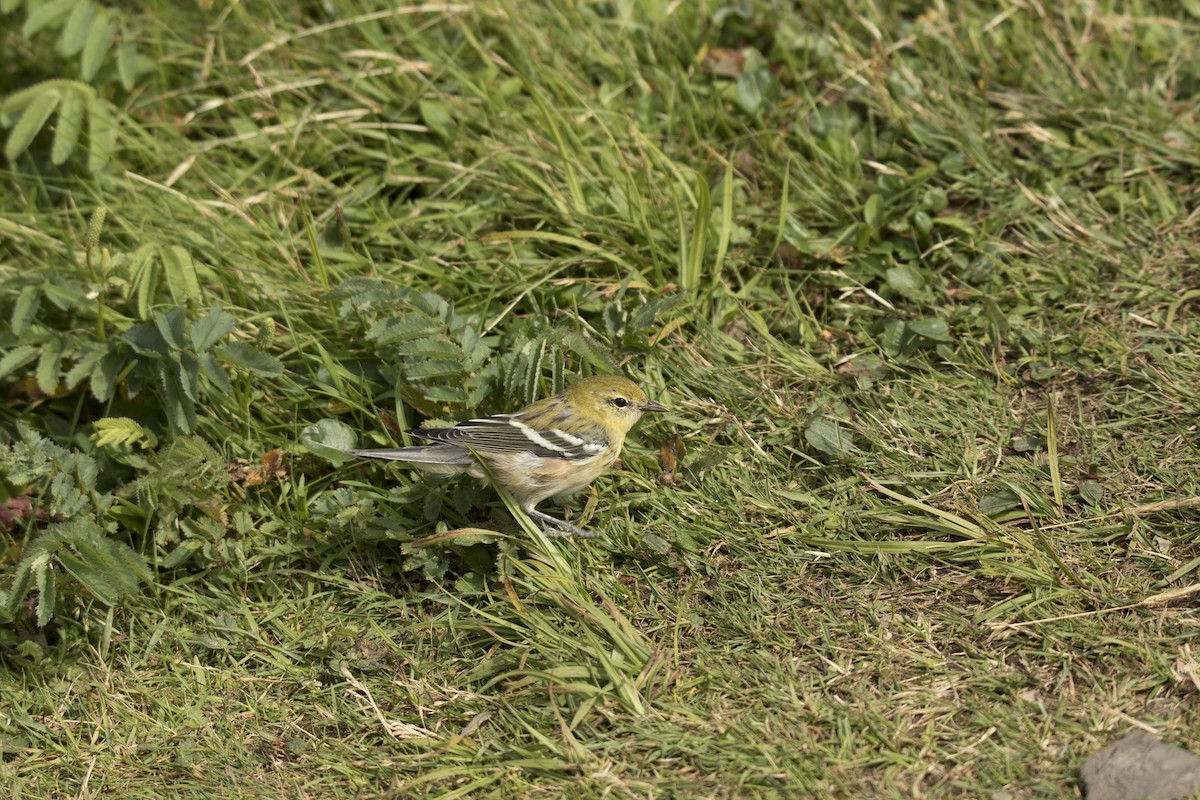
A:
[348,375,668,537]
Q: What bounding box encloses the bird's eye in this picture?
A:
[611,397,630,408]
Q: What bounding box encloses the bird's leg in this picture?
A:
[527,509,603,538]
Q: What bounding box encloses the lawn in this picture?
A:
[2,1,1200,797]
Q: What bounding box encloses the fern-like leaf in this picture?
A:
[92,417,158,451]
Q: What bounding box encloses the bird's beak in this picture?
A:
[641,400,668,413]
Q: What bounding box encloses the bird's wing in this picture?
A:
[410,414,609,460]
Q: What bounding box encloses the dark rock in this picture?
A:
[1080,730,1200,800]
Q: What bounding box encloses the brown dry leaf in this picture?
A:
[0,494,37,530]
[244,449,287,486]
[659,432,686,479]
[231,449,288,487]
[228,457,251,483]
[705,47,746,79]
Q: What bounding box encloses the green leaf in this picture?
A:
[219,341,284,376]
[197,352,232,395]
[117,35,137,89]
[5,87,61,161]
[153,307,187,351]
[161,540,204,570]
[805,417,860,456]
[161,245,202,305]
[123,321,168,355]
[880,319,913,356]
[909,317,952,342]
[51,87,85,165]
[159,368,196,433]
[920,187,948,213]
[34,559,56,628]
[190,306,237,352]
[2,554,35,621]
[64,344,110,389]
[58,0,96,57]
[733,68,777,115]
[418,99,452,139]
[979,490,1021,517]
[90,350,123,401]
[93,417,158,450]
[396,336,464,360]
[885,265,924,295]
[422,385,467,403]
[36,336,65,393]
[863,194,884,230]
[0,344,42,379]
[177,353,200,402]
[86,96,116,172]
[11,285,41,335]
[129,243,158,319]
[22,0,75,37]
[367,313,441,345]
[300,418,358,462]
[405,359,463,379]
[80,8,117,81]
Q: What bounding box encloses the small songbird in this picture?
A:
[349,375,668,537]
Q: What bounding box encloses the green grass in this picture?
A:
[3,0,1200,797]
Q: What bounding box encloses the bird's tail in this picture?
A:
[347,445,476,476]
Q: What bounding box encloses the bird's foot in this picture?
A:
[527,509,604,538]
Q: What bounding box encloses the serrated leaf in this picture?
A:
[218,341,283,376]
[161,245,202,305]
[2,83,55,123]
[90,350,123,401]
[152,307,187,350]
[159,368,196,433]
[300,418,357,462]
[405,359,463,379]
[805,416,860,456]
[58,0,96,56]
[129,243,158,319]
[397,336,465,360]
[160,539,204,570]
[11,285,41,335]
[197,352,231,395]
[36,336,65,393]
[58,552,118,606]
[124,318,169,355]
[86,96,115,172]
[0,344,41,379]
[422,385,468,403]
[64,344,110,389]
[93,416,158,450]
[190,306,236,352]
[367,313,440,345]
[561,332,619,373]
[2,557,34,620]
[51,87,85,165]
[34,560,56,628]
[22,0,75,37]
[178,353,200,402]
[5,87,61,161]
[80,8,116,81]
